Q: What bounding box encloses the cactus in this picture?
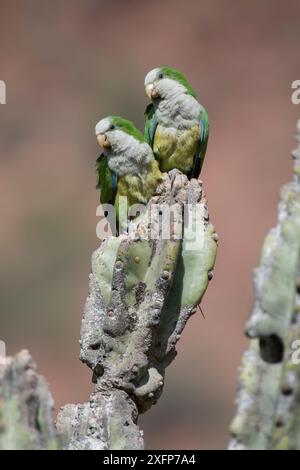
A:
[56,169,218,449]
[0,350,57,450]
[229,121,300,450]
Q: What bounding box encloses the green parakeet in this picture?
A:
[95,116,163,225]
[144,66,209,178]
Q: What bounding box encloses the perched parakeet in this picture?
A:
[144,67,209,178]
[95,116,163,224]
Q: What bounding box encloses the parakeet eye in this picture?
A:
[110,124,115,130]
[158,72,164,79]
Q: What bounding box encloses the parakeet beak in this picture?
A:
[97,133,110,148]
[145,83,159,100]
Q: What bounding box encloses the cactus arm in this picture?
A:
[0,350,57,450]
[229,121,300,450]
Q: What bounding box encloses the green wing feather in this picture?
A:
[96,154,117,205]
[144,103,156,146]
[199,107,209,167]
[191,107,209,178]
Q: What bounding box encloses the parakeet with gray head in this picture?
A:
[95,116,163,225]
[144,66,209,178]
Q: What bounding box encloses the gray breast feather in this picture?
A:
[156,93,200,129]
[106,133,153,176]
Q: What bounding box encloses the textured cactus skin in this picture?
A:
[93,238,121,305]
[0,350,57,450]
[56,390,143,450]
[163,180,217,313]
[229,121,300,450]
[56,170,217,450]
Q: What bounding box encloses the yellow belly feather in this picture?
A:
[153,124,200,173]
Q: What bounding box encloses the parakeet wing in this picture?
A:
[96,154,117,205]
[191,108,209,178]
[144,103,157,146]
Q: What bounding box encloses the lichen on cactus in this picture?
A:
[229,120,300,450]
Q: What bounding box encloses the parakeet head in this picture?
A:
[144,67,197,102]
[95,116,145,149]
[95,116,153,176]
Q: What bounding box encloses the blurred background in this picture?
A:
[0,0,299,449]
